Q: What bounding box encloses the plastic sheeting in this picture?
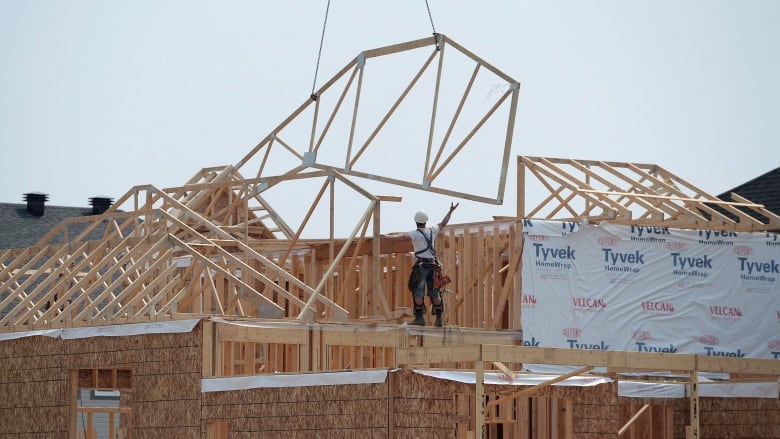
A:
[619,379,780,399]
[521,220,780,359]
[413,369,612,387]
[60,319,200,339]
[0,328,60,341]
[201,369,390,392]
[212,317,400,333]
[0,319,200,341]
[200,367,778,399]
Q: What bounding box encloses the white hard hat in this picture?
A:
[414,211,428,223]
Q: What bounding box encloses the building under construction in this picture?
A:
[1,35,778,439]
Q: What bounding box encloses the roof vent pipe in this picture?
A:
[89,196,114,215]
[23,192,49,217]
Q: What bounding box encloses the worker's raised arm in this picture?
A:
[437,202,459,230]
[381,232,408,241]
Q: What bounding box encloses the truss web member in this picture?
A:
[385,203,458,326]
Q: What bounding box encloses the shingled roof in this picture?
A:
[717,166,780,231]
[718,166,780,215]
[0,202,108,250]
[0,199,119,319]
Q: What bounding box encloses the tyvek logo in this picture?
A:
[733,245,753,256]
[630,226,670,243]
[632,330,652,341]
[697,335,719,345]
[704,346,745,357]
[598,236,618,247]
[766,232,779,247]
[562,327,582,338]
[533,243,575,270]
[533,243,576,259]
[560,222,578,235]
[698,230,737,246]
[738,258,779,274]
[670,252,713,279]
[635,342,677,353]
[567,339,609,350]
[527,234,548,242]
[738,257,778,284]
[603,248,645,274]
[522,336,541,347]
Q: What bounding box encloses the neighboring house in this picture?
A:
[0,193,120,439]
[718,165,780,231]
[0,193,114,249]
[0,193,115,318]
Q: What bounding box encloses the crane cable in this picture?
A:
[310,0,331,100]
[424,0,437,36]
[311,1,438,100]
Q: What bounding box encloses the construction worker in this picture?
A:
[407,202,458,326]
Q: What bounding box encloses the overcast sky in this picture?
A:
[1,1,778,236]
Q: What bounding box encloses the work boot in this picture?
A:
[432,302,444,327]
[411,303,426,326]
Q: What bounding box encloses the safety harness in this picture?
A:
[414,228,437,261]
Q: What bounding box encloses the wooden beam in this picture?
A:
[697,355,780,375]
[216,320,309,345]
[321,327,404,348]
[484,366,593,412]
[492,361,516,380]
[68,369,78,439]
[362,36,435,59]
[687,369,699,439]
[203,320,215,377]
[618,404,650,437]
[481,345,697,371]
[475,359,486,439]
[396,344,482,365]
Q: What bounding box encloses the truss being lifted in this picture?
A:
[236,34,520,210]
[518,156,780,231]
[0,35,521,331]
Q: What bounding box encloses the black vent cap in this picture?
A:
[89,196,114,215]
[23,192,49,217]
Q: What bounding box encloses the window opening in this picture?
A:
[71,368,132,439]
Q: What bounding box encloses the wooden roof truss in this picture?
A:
[235,34,520,206]
[518,156,780,231]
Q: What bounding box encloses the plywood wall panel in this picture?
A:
[0,322,203,438]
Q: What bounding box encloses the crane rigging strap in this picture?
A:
[425,0,437,36]
[310,0,331,100]
[310,1,439,99]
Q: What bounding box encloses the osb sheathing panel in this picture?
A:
[0,336,67,436]
[696,398,780,439]
[0,323,203,438]
[202,383,389,439]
